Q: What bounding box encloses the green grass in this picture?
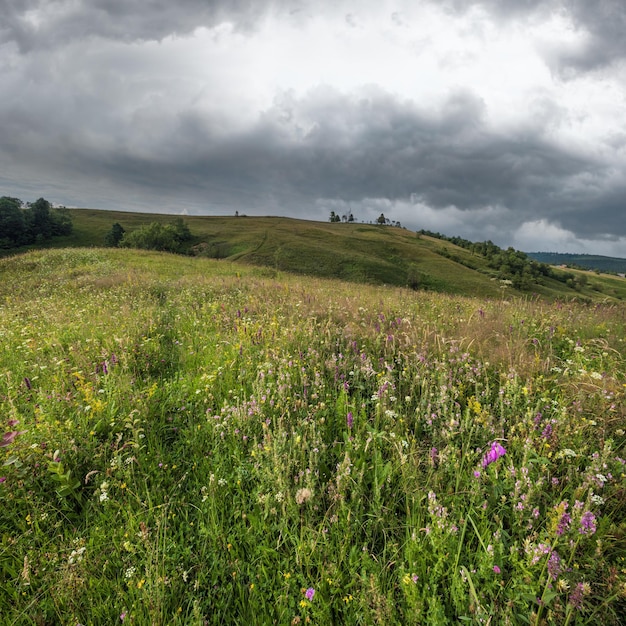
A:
[1,247,625,625]
[7,208,626,302]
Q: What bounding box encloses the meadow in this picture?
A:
[1,248,625,625]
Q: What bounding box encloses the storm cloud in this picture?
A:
[1,0,625,254]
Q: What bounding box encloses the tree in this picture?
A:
[170,217,192,242]
[104,223,126,247]
[27,197,53,240]
[50,207,73,236]
[120,220,193,253]
[377,213,386,225]
[0,196,26,247]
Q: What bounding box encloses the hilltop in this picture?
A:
[5,207,626,301]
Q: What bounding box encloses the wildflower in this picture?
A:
[305,587,315,601]
[120,612,127,622]
[346,412,353,429]
[579,511,597,535]
[430,447,438,466]
[568,582,590,610]
[295,488,313,505]
[547,551,562,580]
[1,429,26,447]
[0,476,6,484]
[493,565,501,574]
[68,547,86,564]
[481,441,506,468]
[556,503,571,536]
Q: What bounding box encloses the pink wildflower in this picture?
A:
[481,441,506,468]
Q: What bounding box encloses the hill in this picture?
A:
[526,252,626,274]
[5,208,626,301]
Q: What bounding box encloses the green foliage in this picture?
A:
[0,196,27,248]
[120,219,192,253]
[104,222,126,247]
[0,196,73,248]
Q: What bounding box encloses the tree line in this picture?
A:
[0,197,73,248]
[418,229,588,291]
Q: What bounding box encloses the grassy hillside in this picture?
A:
[6,208,626,301]
[1,248,624,624]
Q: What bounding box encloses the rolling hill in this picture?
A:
[5,208,626,301]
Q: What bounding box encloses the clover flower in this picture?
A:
[481,441,506,468]
[305,587,315,601]
[579,511,597,535]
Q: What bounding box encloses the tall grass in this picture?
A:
[1,248,625,625]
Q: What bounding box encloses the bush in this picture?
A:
[120,220,192,253]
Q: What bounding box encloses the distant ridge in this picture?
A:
[526,252,626,274]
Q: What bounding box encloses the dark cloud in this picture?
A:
[555,0,626,74]
[8,84,608,241]
[0,0,284,52]
[0,0,624,253]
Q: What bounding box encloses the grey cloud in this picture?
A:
[447,0,626,74]
[4,0,625,75]
[0,0,287,52]
[554,0,626,74]
[16,84,610,241]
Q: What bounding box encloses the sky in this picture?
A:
[1,0,625,255]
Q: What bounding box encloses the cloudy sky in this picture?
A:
[1,0,625,255]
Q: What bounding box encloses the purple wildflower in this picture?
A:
[493,565,501,574]
[1,430,26,448]
[24,377,32,390]
[579,511,597,535]
[568,583,588,610]
[347,412,353,429]
[0,477,6,484]
[481,441,506,468]
[556,503,571,536]
[430,447,438,466]
[547,551,562,580]
[305,587,315,601]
